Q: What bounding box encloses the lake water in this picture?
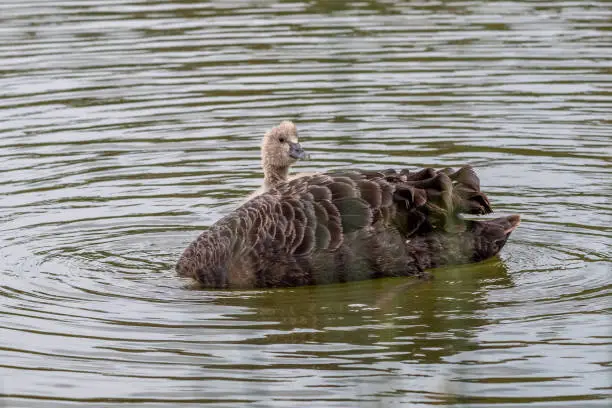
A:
[0,1,610,407]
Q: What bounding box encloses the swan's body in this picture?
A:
[176,122,519,289]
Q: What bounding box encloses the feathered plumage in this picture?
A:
[176,162,519,288]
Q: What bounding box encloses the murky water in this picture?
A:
[1,1,610,407]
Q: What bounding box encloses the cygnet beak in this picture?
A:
[288,142,306,160]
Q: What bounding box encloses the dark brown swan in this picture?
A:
[176,122,519,288]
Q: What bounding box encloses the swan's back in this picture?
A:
[176,166,504,288]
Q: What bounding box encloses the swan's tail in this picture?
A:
[406,214,520,269]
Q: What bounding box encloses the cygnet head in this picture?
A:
[261,121,306,189]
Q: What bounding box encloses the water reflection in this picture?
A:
[218,261,511,356]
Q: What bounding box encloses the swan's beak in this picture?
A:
[289,142,306,160]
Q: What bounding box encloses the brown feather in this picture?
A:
[308,185,332,201]
[328,181,357,200]
[333,197,372,233]
[357,180,382,208]
[449,166,480,191]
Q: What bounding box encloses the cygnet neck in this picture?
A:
[262,161,289,190]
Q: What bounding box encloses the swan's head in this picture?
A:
[261,121,305,170]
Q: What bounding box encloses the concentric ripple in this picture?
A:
[0,1,610,407]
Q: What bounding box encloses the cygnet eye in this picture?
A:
[279,137,285,143]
